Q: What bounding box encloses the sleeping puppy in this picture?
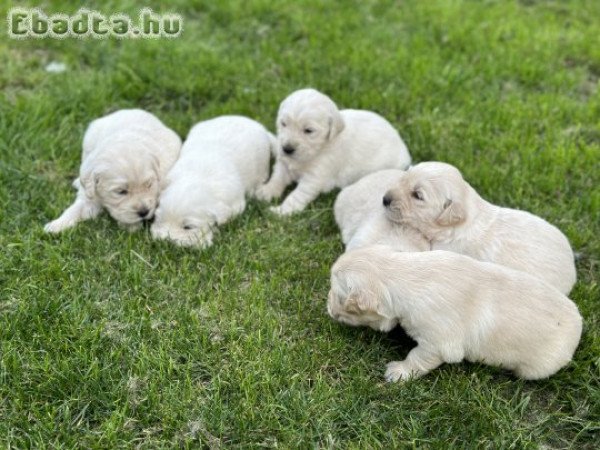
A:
[334,170,429,252]
[383,162,577,294]
[328,246,582,381]
[151,116,273,248]
[44,109,182,233]
[256,88,411,215]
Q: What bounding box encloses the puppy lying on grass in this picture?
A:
[151,116,273,248]
[257,88,411,215]
[383,161,577,294]
[334,170,429,252]
[328,246,582,382]
[44,109,182,233]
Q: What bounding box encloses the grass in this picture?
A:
[1,0,599,447]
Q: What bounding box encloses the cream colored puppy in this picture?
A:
[383,162,577,294]
[334,170,429,252]
[256,88,411,215]
[328,246,582,381]
[44,109,181,233]
[151,116,273,248]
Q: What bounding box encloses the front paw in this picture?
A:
[269,204,297,216]
[384,361,417,383]
[255,184,280,202]
[44,219,70,234]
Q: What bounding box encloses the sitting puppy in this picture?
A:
[383,162,577,294]
[44,109,182,233]
[151,116,273,248]
[328,246,582,381]
[256,88,411,215]
[334,170,429,252]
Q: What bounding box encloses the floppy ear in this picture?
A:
[150,153,161,177]
[345,289,379,314]
[327,109,345,140]
[79,166,100,200]
[436,198,465,227]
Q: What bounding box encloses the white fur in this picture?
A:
[334,170,429,252]
[383,162,577,294]
[256,88,411,215]
[44,109,181,233]
[151,116,273,248]
[328,246,582,382]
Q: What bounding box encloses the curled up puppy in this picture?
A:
[334,170,429,252]
[328,246,583,382]
[383,162,577,294]
[256,88,412,215]
[150,116,273,248]
[44,109,182,233]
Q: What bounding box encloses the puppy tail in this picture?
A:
[267,132,280,157]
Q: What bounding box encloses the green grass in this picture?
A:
[1,0,599,447]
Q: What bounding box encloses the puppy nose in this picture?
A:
[137,208,150,218]
[283,145,295,155]
[383,195,392,207]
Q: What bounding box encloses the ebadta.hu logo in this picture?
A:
[7,7,183,39]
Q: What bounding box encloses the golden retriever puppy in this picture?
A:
[44,109,181,233]
[328,246,582,381]
[383,162,577,294]
[257,88,411,215]
[150,116,273,248]
[334,170,429,252]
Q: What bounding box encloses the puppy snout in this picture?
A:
[383,194,392,207]
[282,144,295,155]
[137,207,150,218]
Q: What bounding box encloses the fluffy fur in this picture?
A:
[328,246,582,381]
[44,109,182,233]
[256,88,411,215]
[334,170,429,252]
[383,161,577,294]
[151,115,273,248]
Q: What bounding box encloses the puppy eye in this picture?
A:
[182,224,194,230]
[303,128,314,134]
[117,189,128,196]
[411,190,424,201]
[280,121,287,127]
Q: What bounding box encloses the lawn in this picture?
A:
[1,0,599,447]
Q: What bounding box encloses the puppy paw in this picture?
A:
[384,361,417,383]
[44,219,71,233]
[269,205,295,216]
[255,184,280,202]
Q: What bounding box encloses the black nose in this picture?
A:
[283,145,295,155]
[138,208,150,218]
[383,195,392,207]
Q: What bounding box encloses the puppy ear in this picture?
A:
[436,198,465,227]
[150,153,161,176]
[345,290,379,314]
[79,166,100,200]
[327,109,345,140]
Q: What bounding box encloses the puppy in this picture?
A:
[44,109,181,233]
[328,246,582,381]
[383,162,577,294]
[151,116,273,248]
[334,170,430,252]
[256,88,411,215]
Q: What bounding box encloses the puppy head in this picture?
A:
[80,146,161,226]
[327,253,397,332]
[382,162,468,238]
[276,88,345,162]
[150,182,217,248]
